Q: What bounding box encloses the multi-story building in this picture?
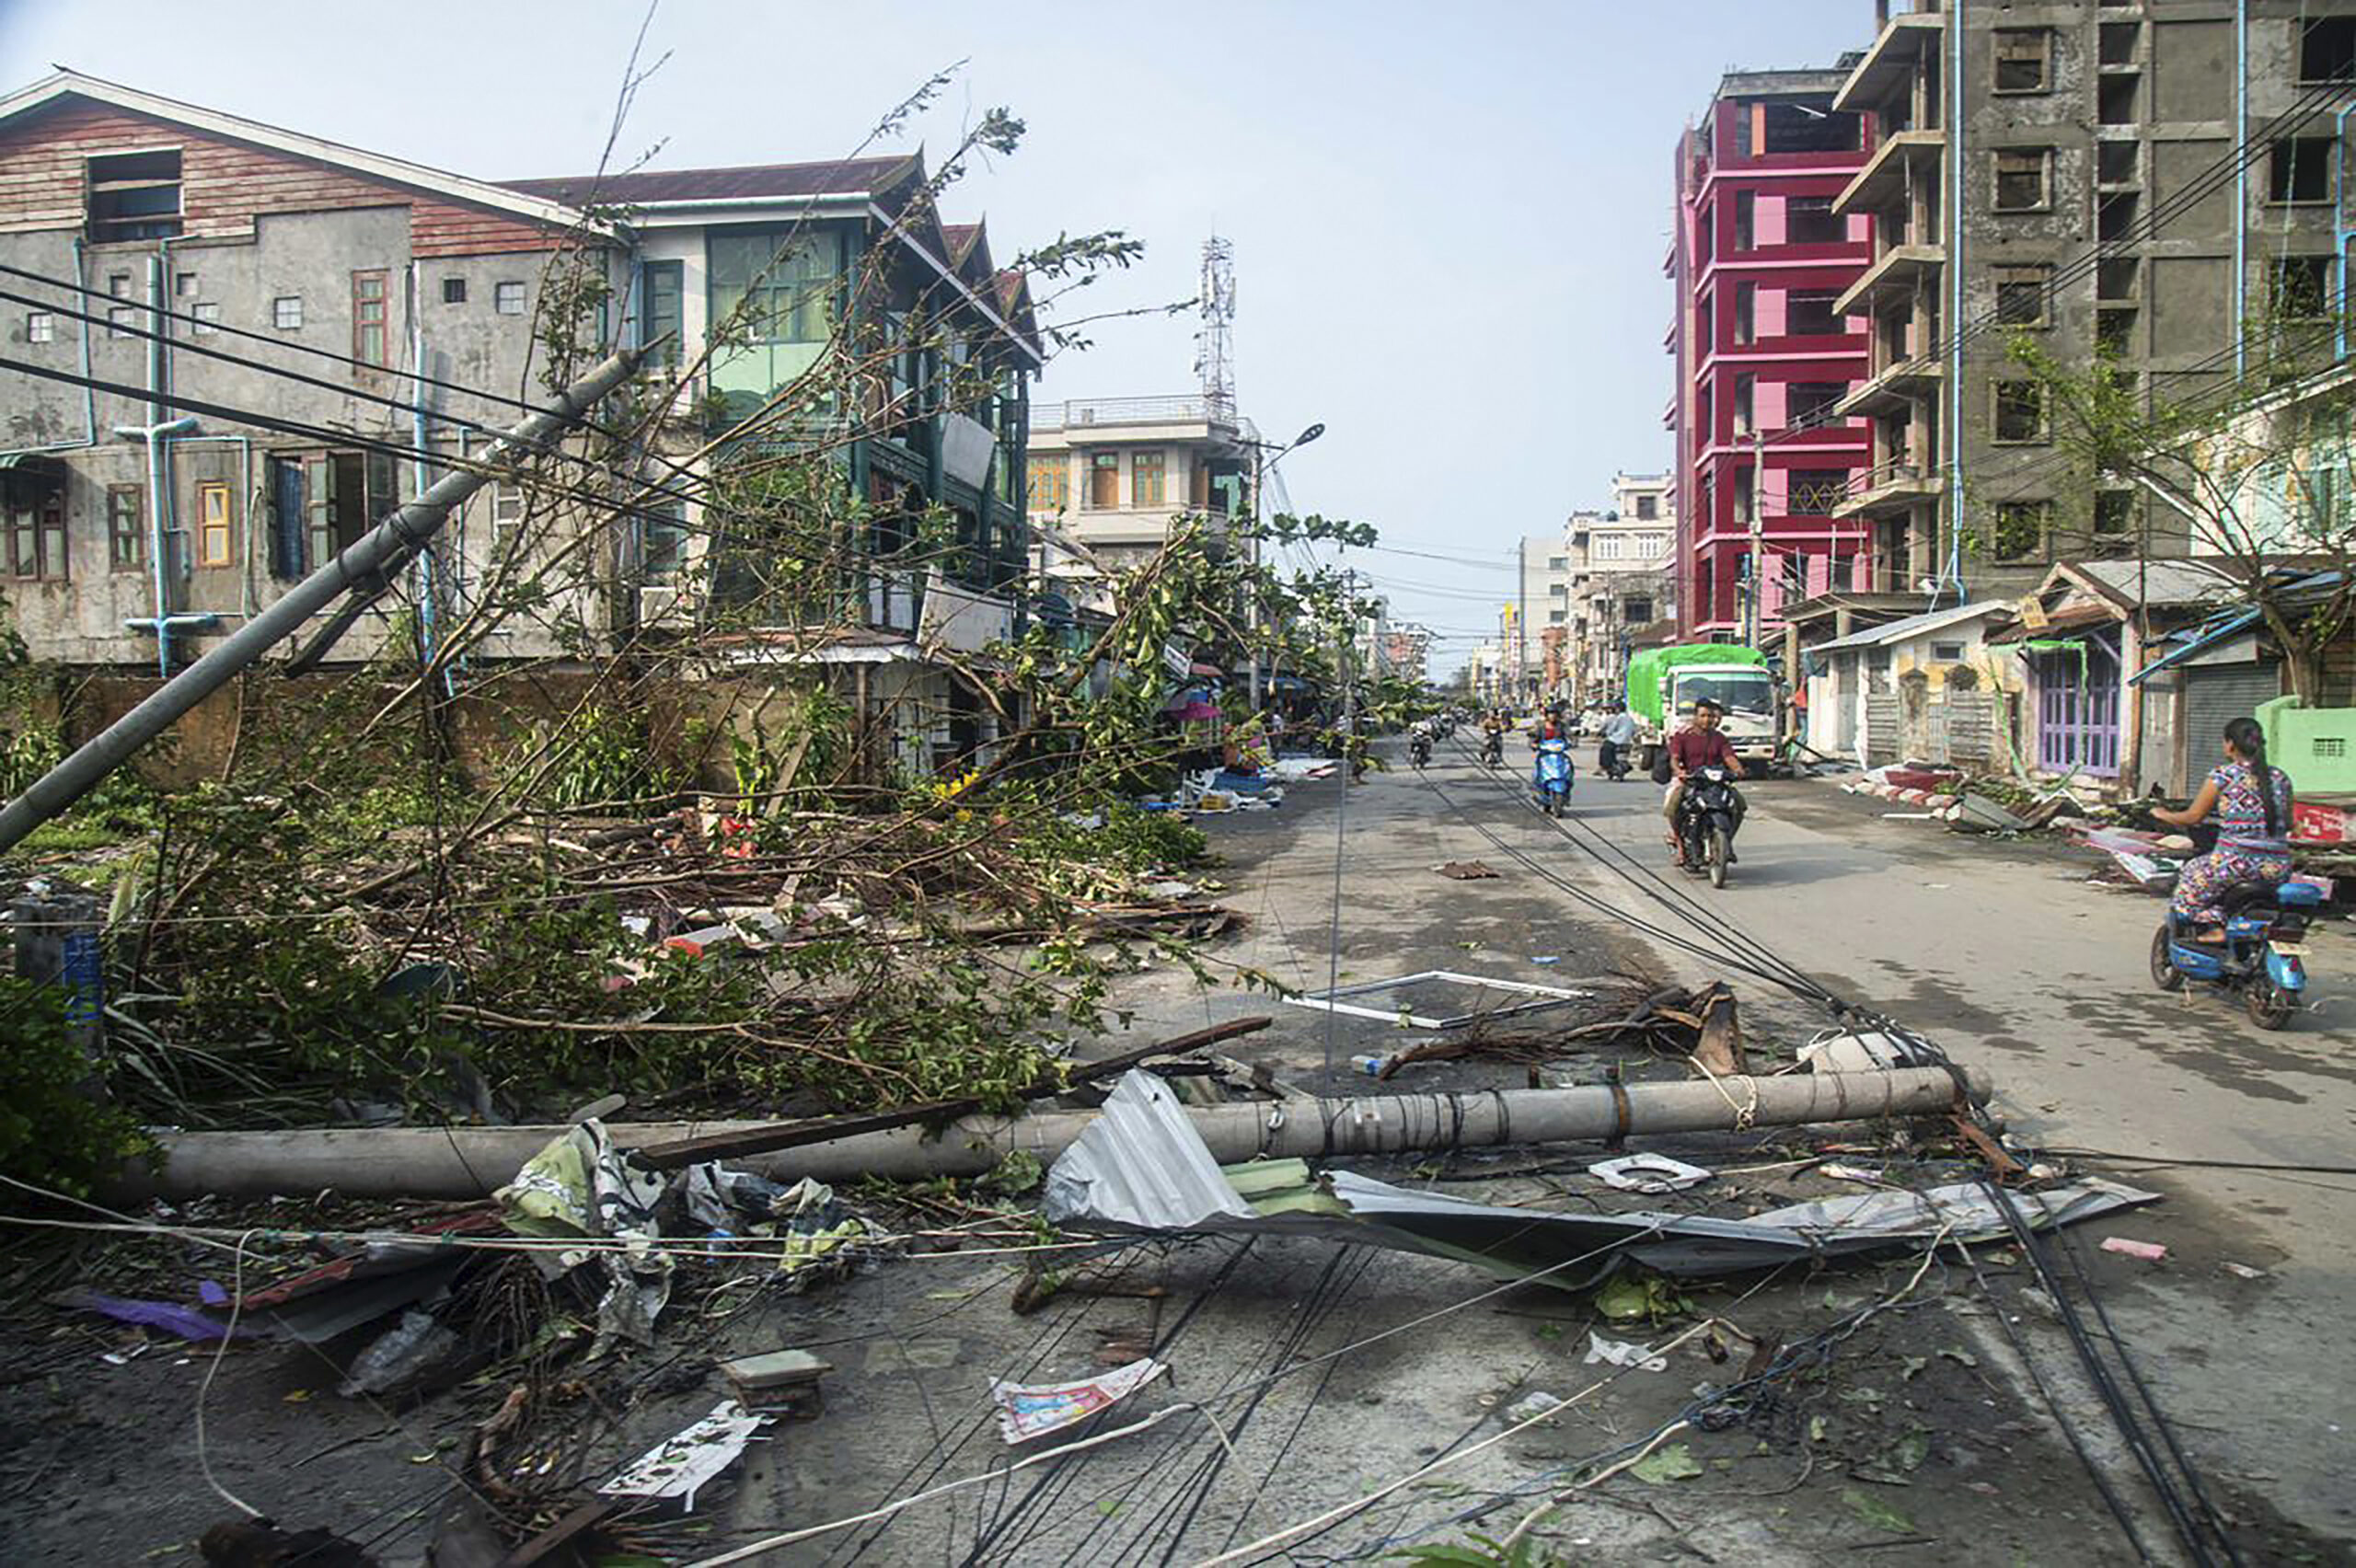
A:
[1571,472,1677,701]
[1831,0,2356,596]
[0,70,1037,777]
[1514,532,1574,701]
[1023,396,1254,583]
[1380,621,1434,688]
[1669,66,1875,643]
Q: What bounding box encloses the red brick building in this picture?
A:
[1668,67,1873,642]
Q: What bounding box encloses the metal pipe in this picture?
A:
[407,259,438,678]
[0,342,649,853]
[116,1066,1993,1201]
[118,410,197,678]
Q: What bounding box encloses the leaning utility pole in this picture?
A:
[0,342,652,854]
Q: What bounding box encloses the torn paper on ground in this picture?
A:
[990,1357,1167,1444]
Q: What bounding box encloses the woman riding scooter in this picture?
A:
[2151,716,2295,941]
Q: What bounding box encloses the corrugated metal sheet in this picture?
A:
[502,156,914,207]
[1039,1070,1254,1231]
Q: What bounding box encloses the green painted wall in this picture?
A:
[2258,695,2356,794]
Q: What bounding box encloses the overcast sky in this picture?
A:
[2,0,1872,671]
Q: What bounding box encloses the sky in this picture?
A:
[0,0,1873,674]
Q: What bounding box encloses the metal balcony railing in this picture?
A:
[1032,396,1234,432]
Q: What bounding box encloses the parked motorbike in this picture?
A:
[1531,736,1575,817]
[2151,878,2321,1030]
[1597,740,1632,781]
[1674,765,1742,887]
[1410,731,1433,769]
[1481,730,1504,768]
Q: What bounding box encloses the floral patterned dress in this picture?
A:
[2169,762,2294,922]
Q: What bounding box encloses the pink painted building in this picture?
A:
[1669,66,1873,642]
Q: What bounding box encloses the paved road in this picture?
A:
[1387,735,2355,1549]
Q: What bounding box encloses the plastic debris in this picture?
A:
[599,1401,771,1508]
[990,1357,1166,1444]
[339,1308,462,1397]
[1588,1155,1713,1194]
[1583,1332,1669,1372]
[2222,1262,2267,1280]
[62,1290,248,1343]
[1504,1390,1566,1424]
[2099,1236,2168,1262]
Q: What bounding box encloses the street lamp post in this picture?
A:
[1245,421,1325,715]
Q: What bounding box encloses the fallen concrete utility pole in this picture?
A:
[122,1066,1991,1201]
[0,341,652,854]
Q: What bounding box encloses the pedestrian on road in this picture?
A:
[1662,698,1744,864]
[1599,702,1638,779]
[2152,716,2295,940]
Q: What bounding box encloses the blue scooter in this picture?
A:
[2151,878,2321,1030]
[1531,735,1574,817]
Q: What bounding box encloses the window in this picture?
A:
[106,306,137,340]
[1992,501,2050,560]
[1995,264,2051,327]
[2268,138,2335,203]
[2094,490,2135,538]
[2097,257,2141,302]
[1547,556,1568,571]
[273,295,303,330]
[1026,456,1068,513]
[1623,596,1654,625]
[1786,196,1843,246]
[2302,17,2356,82]
[191,303,220,336]
[641,502,687,582]
[1788,469,1848,514]
[639,259,682,369]
[173,271,195,298]
[1635,493,1658,520]
[1994,29,2052,92]
[1993,149,2051,212]
[1993,381,2048,443]
[494,281,526,316]
[489,480,525,557]
[2100,22,2140,66]
[1549,608,1567,624]
[25,311,52,343]
[442,277,468,305]
[1733,282,1755,344]
[2271,255,2332,319]
[304,453,386,570]
[1086,451,1120,509]
[1788,382,1847,426]
[352,270,389,367]
[1734,465,1756,524]
[2096,307,2137,355]
[1132,450,1166,508]
[196,480,234,567]
[2097,75,2139,126]
[107,272,130,298]
[706,226,849,410]
[1733,190,1755,251]
[1930,640,1969,662]
[2097,190,2140,243]
[4,479,65,581]
[86,149,181,242]
[1734,373,1754,435]
[1787,291,1843,337]
[1761,99,1861,155]
[2097,139,2140,187]
[108,484,143,571]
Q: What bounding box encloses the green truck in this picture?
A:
[1624,643,1784,775]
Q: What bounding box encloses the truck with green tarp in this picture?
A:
[1625,643,1784,775]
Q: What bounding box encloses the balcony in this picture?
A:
[1832,459,1945,520]
[1834,130,1945,218]
[1834,357,1944,419]
[1032,396,1232,433]
[1834,243,1946,317]
[1834,9,1945,115]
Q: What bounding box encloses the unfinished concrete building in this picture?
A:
[1828,0,2356,599]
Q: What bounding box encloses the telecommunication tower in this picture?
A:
[1194,235,1237,422]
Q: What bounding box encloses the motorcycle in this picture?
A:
[2151,877,2321,1030]
[1481,730,1504,768]
[1597,738,1632,782]
[1409,731,1433,769]
[1531,735,1574,817]
[1674,765,1743,887]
